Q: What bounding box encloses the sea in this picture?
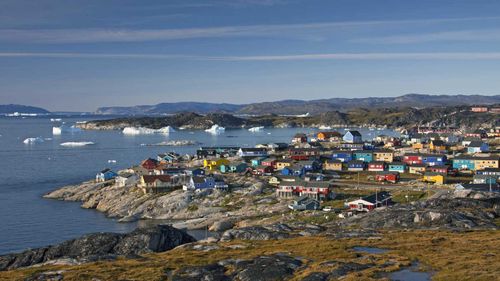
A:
[0,115,399,254]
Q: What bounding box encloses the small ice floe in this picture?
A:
[44,138,53,141]
[205,124,225,135]
[108,160,117,163]
[23,137,44,144]
[267,132,271,135]
[122,126,175,135]
[50,118,62,122]
[248,126,264,132]
[60,141,95,147]
[53,125,81,135]
[318,125,332,130]
[142,140,199,146]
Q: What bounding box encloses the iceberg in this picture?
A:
[50,118,62,122]
[318,125,332,130]
[60,141,95,147]
[122,126,175,135]
[23,137,44,144]
[52,125,82,135]
[248,126,264,132]
[205,124,225,135]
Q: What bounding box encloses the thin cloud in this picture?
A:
[353,28,500,44]
[2,52,500,61]
[1,17,499,43]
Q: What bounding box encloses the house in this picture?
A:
[141,158,159,170]
[388,162,406,173]
[403,153,446,166]
[238,148,268,158]
[343,130,362,143]
[261,158,277,168]
[452,156,476,171]
[464,129,488,139]
[402,153,423,165]
[429,140,447,152]
[368,161,386,172]
[408,164,427,175]
[317,131,342,142]
[95,168,117,182]
[251,157,266,167]
[474,157,499,171]
[473,174,498,184]
[269,175,297,186]
[340,142,364,150]
[203,158,230,170]
[288,148,321,161]
[347,160,365,171]
[467,141,489,154]
[196,146,240,159]
[115,173,138,187]
[423,172,445,185]
[267,142,289,152]
[184,175,227,191]
[372,150,394,162]
[297,160,321,171]
[275,159,293,170]
[281,165,306,177]
[375,172,399,183]
[462,137,481,147]
[352,150,373,162]
[157,152,181,163]
[139,175,177,194]
[426,165,450,175]
[331,151,353,162]
[476,168,500,177]
[323,160,343,171]
[277,180,334,200]
[255,165,274,175]
[292,133,308,144]
[455,183,500,192]
[471,106,489,112]
[347,191,392,212]
[229,162,249,173]
[154,167,185,176]
[186,168,206,177]
[288,196,321,211]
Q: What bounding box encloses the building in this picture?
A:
[288,148,321,161]
[115,173,138,187]
[139,175,177,194]
[408,164,427,175]
[254,165,274,175]
[467,141,489,154]
[347,160,365,171]
[423,173,445,185]
[403,153,446,166]
[474,157,499,171]
[452,156,476,171]
[323,160,343,171]
[352,150,373,162]
[471,106,489,112]
[141,158,159,170]
[476,168,500,177]
[261,158,277,168]
[347,191,392,212]
[292,133,308,144]
[95,168,117,182]
[186,168,206,177]
[276,180,334,200]
[388,162,406,173]
[375,172,399,183]
[317,131,342,142]
[203,158,230,170]
[331,151,353,162]
[429,140,447,152]
[275,159,293,170]
[426,165,450,175]
[340,142,365,150]
[288,196,321,211]
[184,175,227,191]
[297,160,321,172]
[343,130,362,143]
[238,148,268,158]
[372,150,394,162]
[473,174,497,185]
[368,161,386,172]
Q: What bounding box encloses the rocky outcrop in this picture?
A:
[220,224,292,241]
[0,225,194,271]
[169,254,303,281]
[341,194,500,230]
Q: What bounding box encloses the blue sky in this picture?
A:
[1,0,500,111]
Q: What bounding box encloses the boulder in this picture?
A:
[209,219,234,232]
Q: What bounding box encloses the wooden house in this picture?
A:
[347,191,392,212]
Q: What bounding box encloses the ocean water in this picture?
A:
[0,116,398,254]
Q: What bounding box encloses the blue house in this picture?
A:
[421,154,447,166]
[238,148,268,158]
[186,176,215,190]
[281,166,305,177]
[230,162,248,173]
[347,160,365,171]
[96,168,117,182]
[340,143,364,150]
[343,130,363,143]
[331,151,353,162]
[467,141,489,154]
[251,157,266,167]
[388,162,406,173]
[297,160,321,172]
[453,156,476,171]
[352,150,373,162]
[187,168,205,176]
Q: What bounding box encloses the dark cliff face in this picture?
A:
[0,225,195,271]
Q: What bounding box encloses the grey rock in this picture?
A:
[0,225,194,271]
[171,264,229,281]
[220,226,290,241]
[234,254,303,281]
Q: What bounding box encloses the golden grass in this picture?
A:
[1,230,499,281]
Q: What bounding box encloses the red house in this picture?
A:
[254,165,274,175]
[261,158,277,169]
[141,158,159,170]
[368,161,386,172]
[288,148,320,161]
[402,153,423,165]
[375,172,399,183]
[292,133,308,144]
[276,180,334,200]
[426,165,450,175]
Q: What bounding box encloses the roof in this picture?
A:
[295,196,319,205]
[372,150,393,154]
[240,147,267,152]
[325,159,343,164]
[100,168,112,174]
[293,133,307,138]
[427,165,449,169]
[348,160,365,165]
[409,164,427,168]
[469,141,486,147]
[431,140,445,146]
[318,131,342,137]
[142,175,171,183]
[389,162,406,166]
[362,191,391,204]
[368,161,386,165]
[352,150,373,154]
[424,172,444,177]
[404,153,445,158]
[346,130,362,137]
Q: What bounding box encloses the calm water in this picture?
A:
[0,116,398,254]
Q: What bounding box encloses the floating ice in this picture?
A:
[53,125,81,135]
[23,137,44,144]
[205,124,225,134]
[122,126,175,135]
[248,126,264,132]
[50,118,62,122]
[318,125,332,130]
[60,141,95,147]
[108,160,117,163]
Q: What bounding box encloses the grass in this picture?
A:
[2,230,499,281]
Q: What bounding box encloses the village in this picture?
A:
[94,122,500,215]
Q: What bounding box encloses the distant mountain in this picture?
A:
[94,94,500,115]
[0,104,50,114]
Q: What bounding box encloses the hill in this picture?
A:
[0,104,50,114]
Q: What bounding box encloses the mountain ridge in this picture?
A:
[0,104,50,114]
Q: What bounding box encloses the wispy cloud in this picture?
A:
[353,28,500,44]
[3,52,500,61]
[1,17,499,43]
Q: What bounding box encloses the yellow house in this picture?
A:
[323,160,343,171]
[429,140,447,152]
[373,151,394,162]
[409,165,426,174]
[275,159,293,170]
[474,157,499,170]
[423,173,445,185]
[203,158,230,170]
[412,143,424,150]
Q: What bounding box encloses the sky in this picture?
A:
[1,0,500,111]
